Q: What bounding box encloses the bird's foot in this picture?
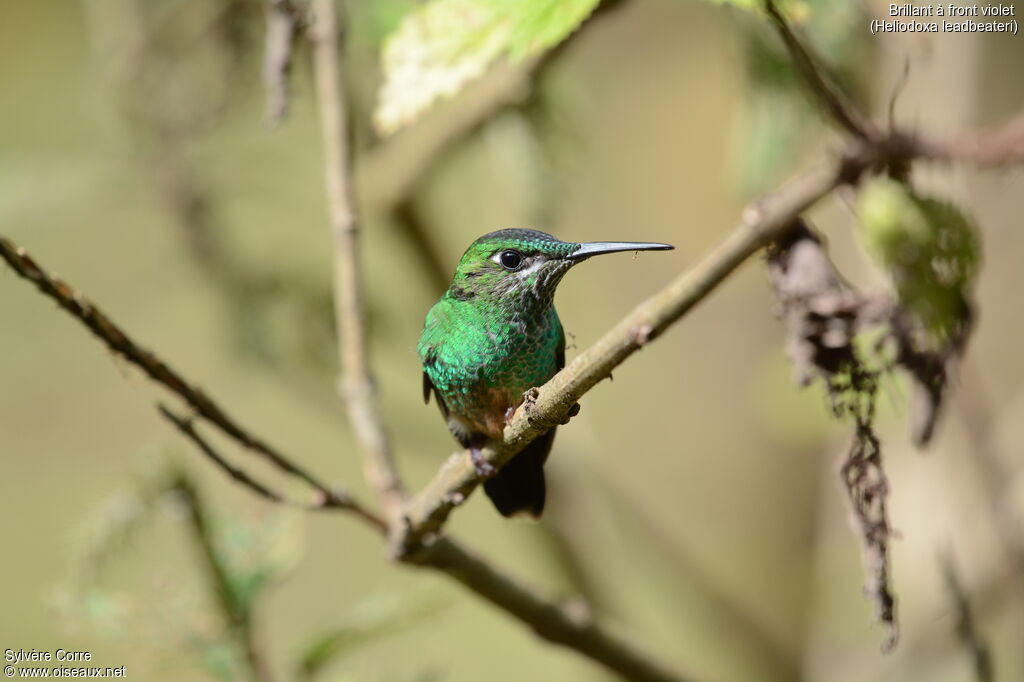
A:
[504,405,516,425]
[469,446,497,479]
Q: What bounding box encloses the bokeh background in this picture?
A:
[2,1,1023,681]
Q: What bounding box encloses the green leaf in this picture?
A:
[374,0,599,134]
[857,178,980,342]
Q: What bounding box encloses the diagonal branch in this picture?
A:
[160,404,291,507]
[761,0,876,141]
[395,145,873,554]
[395,112,1024,555]
[309,0,407,525]
[1,231,699,682]
[939,551,995,682]
[0,235,352,511]
[158,403,384,528]
[417,538,694,682]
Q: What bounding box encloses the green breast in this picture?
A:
[419,297,563,433]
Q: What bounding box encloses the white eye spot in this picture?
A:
[515,257,546,278]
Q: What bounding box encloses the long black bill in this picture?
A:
[567,240,674,261]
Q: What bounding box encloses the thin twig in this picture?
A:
[939,551,995,682]
[173,471,276,682]
[954,367,1024,583]
[158,403,384,528]
[762,0,876,141]
[262,0,302,127]
[160,404,287,505]
[917,112,1024,167]
[309,0,407,527]
[0,235,360,516]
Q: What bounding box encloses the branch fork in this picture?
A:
[5,1,1024,680]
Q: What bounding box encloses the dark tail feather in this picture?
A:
[483,428,555,517]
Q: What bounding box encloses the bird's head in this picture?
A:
[447,228,673,309]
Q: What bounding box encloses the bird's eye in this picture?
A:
[498,250,524,271]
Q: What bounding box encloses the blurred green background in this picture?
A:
[2,1,1023,680]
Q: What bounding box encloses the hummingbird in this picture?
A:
[418,229,673,517]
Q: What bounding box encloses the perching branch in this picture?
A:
[391,0,1024,553]
[7,113,1024,682]
[394,114,1024,555]
[7,4,1024,678]
[0,232,698,682]
[396,143,870,554]
[309,0,407,525]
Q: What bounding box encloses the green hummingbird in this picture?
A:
[418,229,673,517]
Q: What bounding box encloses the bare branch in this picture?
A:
[309,0,407,526]
[0,235,375,525]
[160,404,289,506]
[396,145,872,554]
[166,410,698,682]
[939,552,995,682]
[262,0,302,127]
[3,14,704,682]
[3,230,696,681]
[10,109,1022,680]
[954,369,1024,583]
[395,112,1024,555]
[418,538,696,682]
[158,403,383,526]
[762,0,876,141]
[915,112,1024,167]
[173,471,276,682]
